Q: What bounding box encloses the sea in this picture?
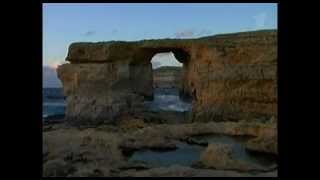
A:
[144,88,192,112]
[42,87,191,120]
[43,88,65,119]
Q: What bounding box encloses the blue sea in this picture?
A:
[42,87,191,120]
[43,88,65,119]
[144,88,192,112]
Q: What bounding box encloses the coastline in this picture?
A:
[43,117,277,177]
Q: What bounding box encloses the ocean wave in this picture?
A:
[144,93,192,112]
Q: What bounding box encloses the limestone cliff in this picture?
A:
[153,66,182,88]
[57,29,277,125]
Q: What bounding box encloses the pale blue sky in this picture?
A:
[43,3,277,67]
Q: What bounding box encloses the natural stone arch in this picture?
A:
[57,30,277,126]
[128,47,191,100]
[135,47,190,63]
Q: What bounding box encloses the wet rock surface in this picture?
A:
[43,119,277,177]
[127,142,204,167]
[198,143,274,171]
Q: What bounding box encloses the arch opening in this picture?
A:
[143,51,192,113]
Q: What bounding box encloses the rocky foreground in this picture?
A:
[43,117,277,177]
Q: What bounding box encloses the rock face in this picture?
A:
[199,143,266,171]
[244,127,278,155]
[57,30,277,125]
[57,63,145,125]
[153,66,182,88]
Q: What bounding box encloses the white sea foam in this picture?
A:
[145,92,192,112]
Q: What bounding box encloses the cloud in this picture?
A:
[48,60,65,69]
[174,29,213,38]
[152,61,162,69]
[83,31,95,36]
[196,29,212,37]
[254,12,267,29]
[175,30,195,38]
[151,52,182,69]
[43,59,68,87]
[43,66,62,88]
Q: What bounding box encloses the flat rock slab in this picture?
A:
[43,120,277,177]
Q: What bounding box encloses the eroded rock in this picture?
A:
[120,165,277,177]
[245,131,277,155]
[43,120,277,177]
[57,30,277,125]
[198,143,268,171]
[43,159,75,177]
[153,66,182,88]
[120,135,177,152]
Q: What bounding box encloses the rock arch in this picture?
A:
[129,47,191,99]
[57,30,277,126]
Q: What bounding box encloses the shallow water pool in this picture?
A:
[128,135,276,168]
[128,142,204,167]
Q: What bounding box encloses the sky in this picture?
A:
[43,3,277,67]
[151,52,182,69]
[43,3,277,87]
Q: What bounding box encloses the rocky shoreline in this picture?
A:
[44,30,277,177]
[43,117,277,177]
